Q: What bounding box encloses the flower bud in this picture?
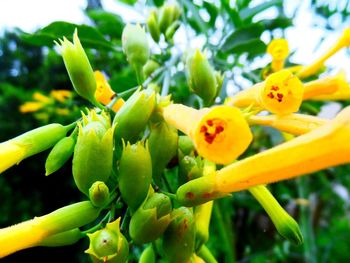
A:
[113,88,156,144]
[0,123,72,174]
[143,60,160,79]
[86,218,129,263]
[158,4,181,33]
[56,30,99,106]
[45,136,75,176]
[179,155,203,184]
[73,110,114,195]
[147,10,160,43]
[194,201,213,250]
[139,244,156,263]
[129,191,172,244]
[38,228,83,247]
[0,201,100,257]
[148,121,178,184]
[165,21,181,41]
[89,181,110,208]
[122,24,150,83]
[186,49,217,105]
[162,207,196,263]
[118,141,152,211]
[178,135,195,155]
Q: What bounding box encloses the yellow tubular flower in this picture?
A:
[50,90,73,103]
[248,113,328,135]
[0,141,27,173]
[303,71,348,100]
[19,102,45,113]
[297,27,350,79]
[32,92,51,103]
[163,104,252,165]
[227,70,303,115]
[94,71,125,112]
[267,39,289,72]
[176,106,350,206]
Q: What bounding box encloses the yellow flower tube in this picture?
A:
[248,113,328,135]
[177,106,350,206]
[0,201,100,258]
[94,71,125,112]
[163,104,252,165]
[19,101,45,113]
[297,27,350,79]
[303,71,348,100]
[267,39,289,72]
[227,70,304,115]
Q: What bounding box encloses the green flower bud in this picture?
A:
[249,185,303,245]
[113,88,156,144]
[0,123,72,174]
[122,24,150,84]
[179,155,203,184]
[86,218,129,263]
[158,4,180,33]
[165,21,181,41]
[45,136,75,176]
[139,244,156,263]
[129,191,172,244]
[73,110,114,195]
[176,175,228,207]
[178,135,195,156]
[56,30,99,106]
[148,121,178,184]
[147,10,160,43]
[89,181,110,208]
[38,228,83,247]
[118,141,152,211]
[143,60,160,79]
[162,207,196,263]
[186,49,218,105]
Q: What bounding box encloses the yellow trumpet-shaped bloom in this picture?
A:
[19,101,45,113]
[50,89,73,103]
[267,39,289,72]
[248,113,328,135]
[163,104,252,165]
[94,71,125,112]
[177,106,350,206]
[297,27,350,79]
[303,70,348,100]
[228,70,303,115]
[0,141,27,174]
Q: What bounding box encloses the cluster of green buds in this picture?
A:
[186,49,223,105]
[147,2,181,43]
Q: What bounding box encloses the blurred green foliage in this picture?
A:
[1,0,350,262]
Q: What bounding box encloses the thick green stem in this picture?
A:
[198,245,218,263]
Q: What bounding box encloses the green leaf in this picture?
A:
[21,22,116,51]
[180,0,207,33]
[86,9,124,39]
[239,0,283,21]
[220,23,264,52]
[260,16,293,30]
[203,2,219,27]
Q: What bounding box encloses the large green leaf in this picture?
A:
[260,16,293,30]
[87,9,124,39]
[21,21,117,51]
[239,0,283,21]
[220,23,264,53]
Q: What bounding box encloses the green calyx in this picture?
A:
[162,207,196,263]
[186,49,218,105]
[73,110,114,195]
[129,190,172,244]
[86,218,129,263]
[118,141,152,211]
[56,30,98,106]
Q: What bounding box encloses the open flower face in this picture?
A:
[192,106,253,165]
[258,70,304,115]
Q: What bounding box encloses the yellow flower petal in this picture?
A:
[0,141,27,174]
[163,104,252,164]
[33,92,51,103]
[50,89,73,103]
[94,71,116,105]
[267,39,289,72]
[19,102,45,113]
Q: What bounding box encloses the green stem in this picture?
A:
[198,245,218,263]
[297,177,317,263]
[81,211,111,235]
[213,201,235,263]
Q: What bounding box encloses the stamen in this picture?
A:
[267,92,274,99]
[271,85,279,91]
[200,119,226,144]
